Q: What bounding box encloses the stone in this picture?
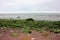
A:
[31,38,35,40]
[11,30,14,32]
[4,27,6,29]
[1,27,3,29]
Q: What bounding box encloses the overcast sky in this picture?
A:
[0,0,60,13]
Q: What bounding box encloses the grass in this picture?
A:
[11,33,18,37]
[0,18,60,34]
[22,25,32,34]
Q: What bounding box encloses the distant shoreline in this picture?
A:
[0,13,60,15]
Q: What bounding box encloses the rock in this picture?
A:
[1,27,3,29]
[11,30,14,32]
[4,27,6,29]
[31,38,35,40]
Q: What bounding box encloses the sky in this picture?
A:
[0,0,60,13]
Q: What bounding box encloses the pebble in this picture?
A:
[4,27,6,29]
[31,38,35,40]
[11,30,14,32]
[1,27,3,29]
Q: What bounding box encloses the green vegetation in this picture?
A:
[0,18,60,34]
[11,33,18,37]
[23,28,32,34]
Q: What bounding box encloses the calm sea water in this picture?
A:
[0,13,60,21]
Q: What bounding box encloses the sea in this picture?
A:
[0,13,60,21]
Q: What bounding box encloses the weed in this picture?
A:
[0,18,60,33]
[11,33,18,37]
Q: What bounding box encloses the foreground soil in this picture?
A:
[0,28,60,40]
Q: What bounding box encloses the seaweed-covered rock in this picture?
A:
[26,18,34,21]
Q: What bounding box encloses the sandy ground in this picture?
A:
[0,28,60,40]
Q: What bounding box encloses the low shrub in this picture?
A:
[0,18,60,33]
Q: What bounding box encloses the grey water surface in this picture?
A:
[0,13,60,21]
